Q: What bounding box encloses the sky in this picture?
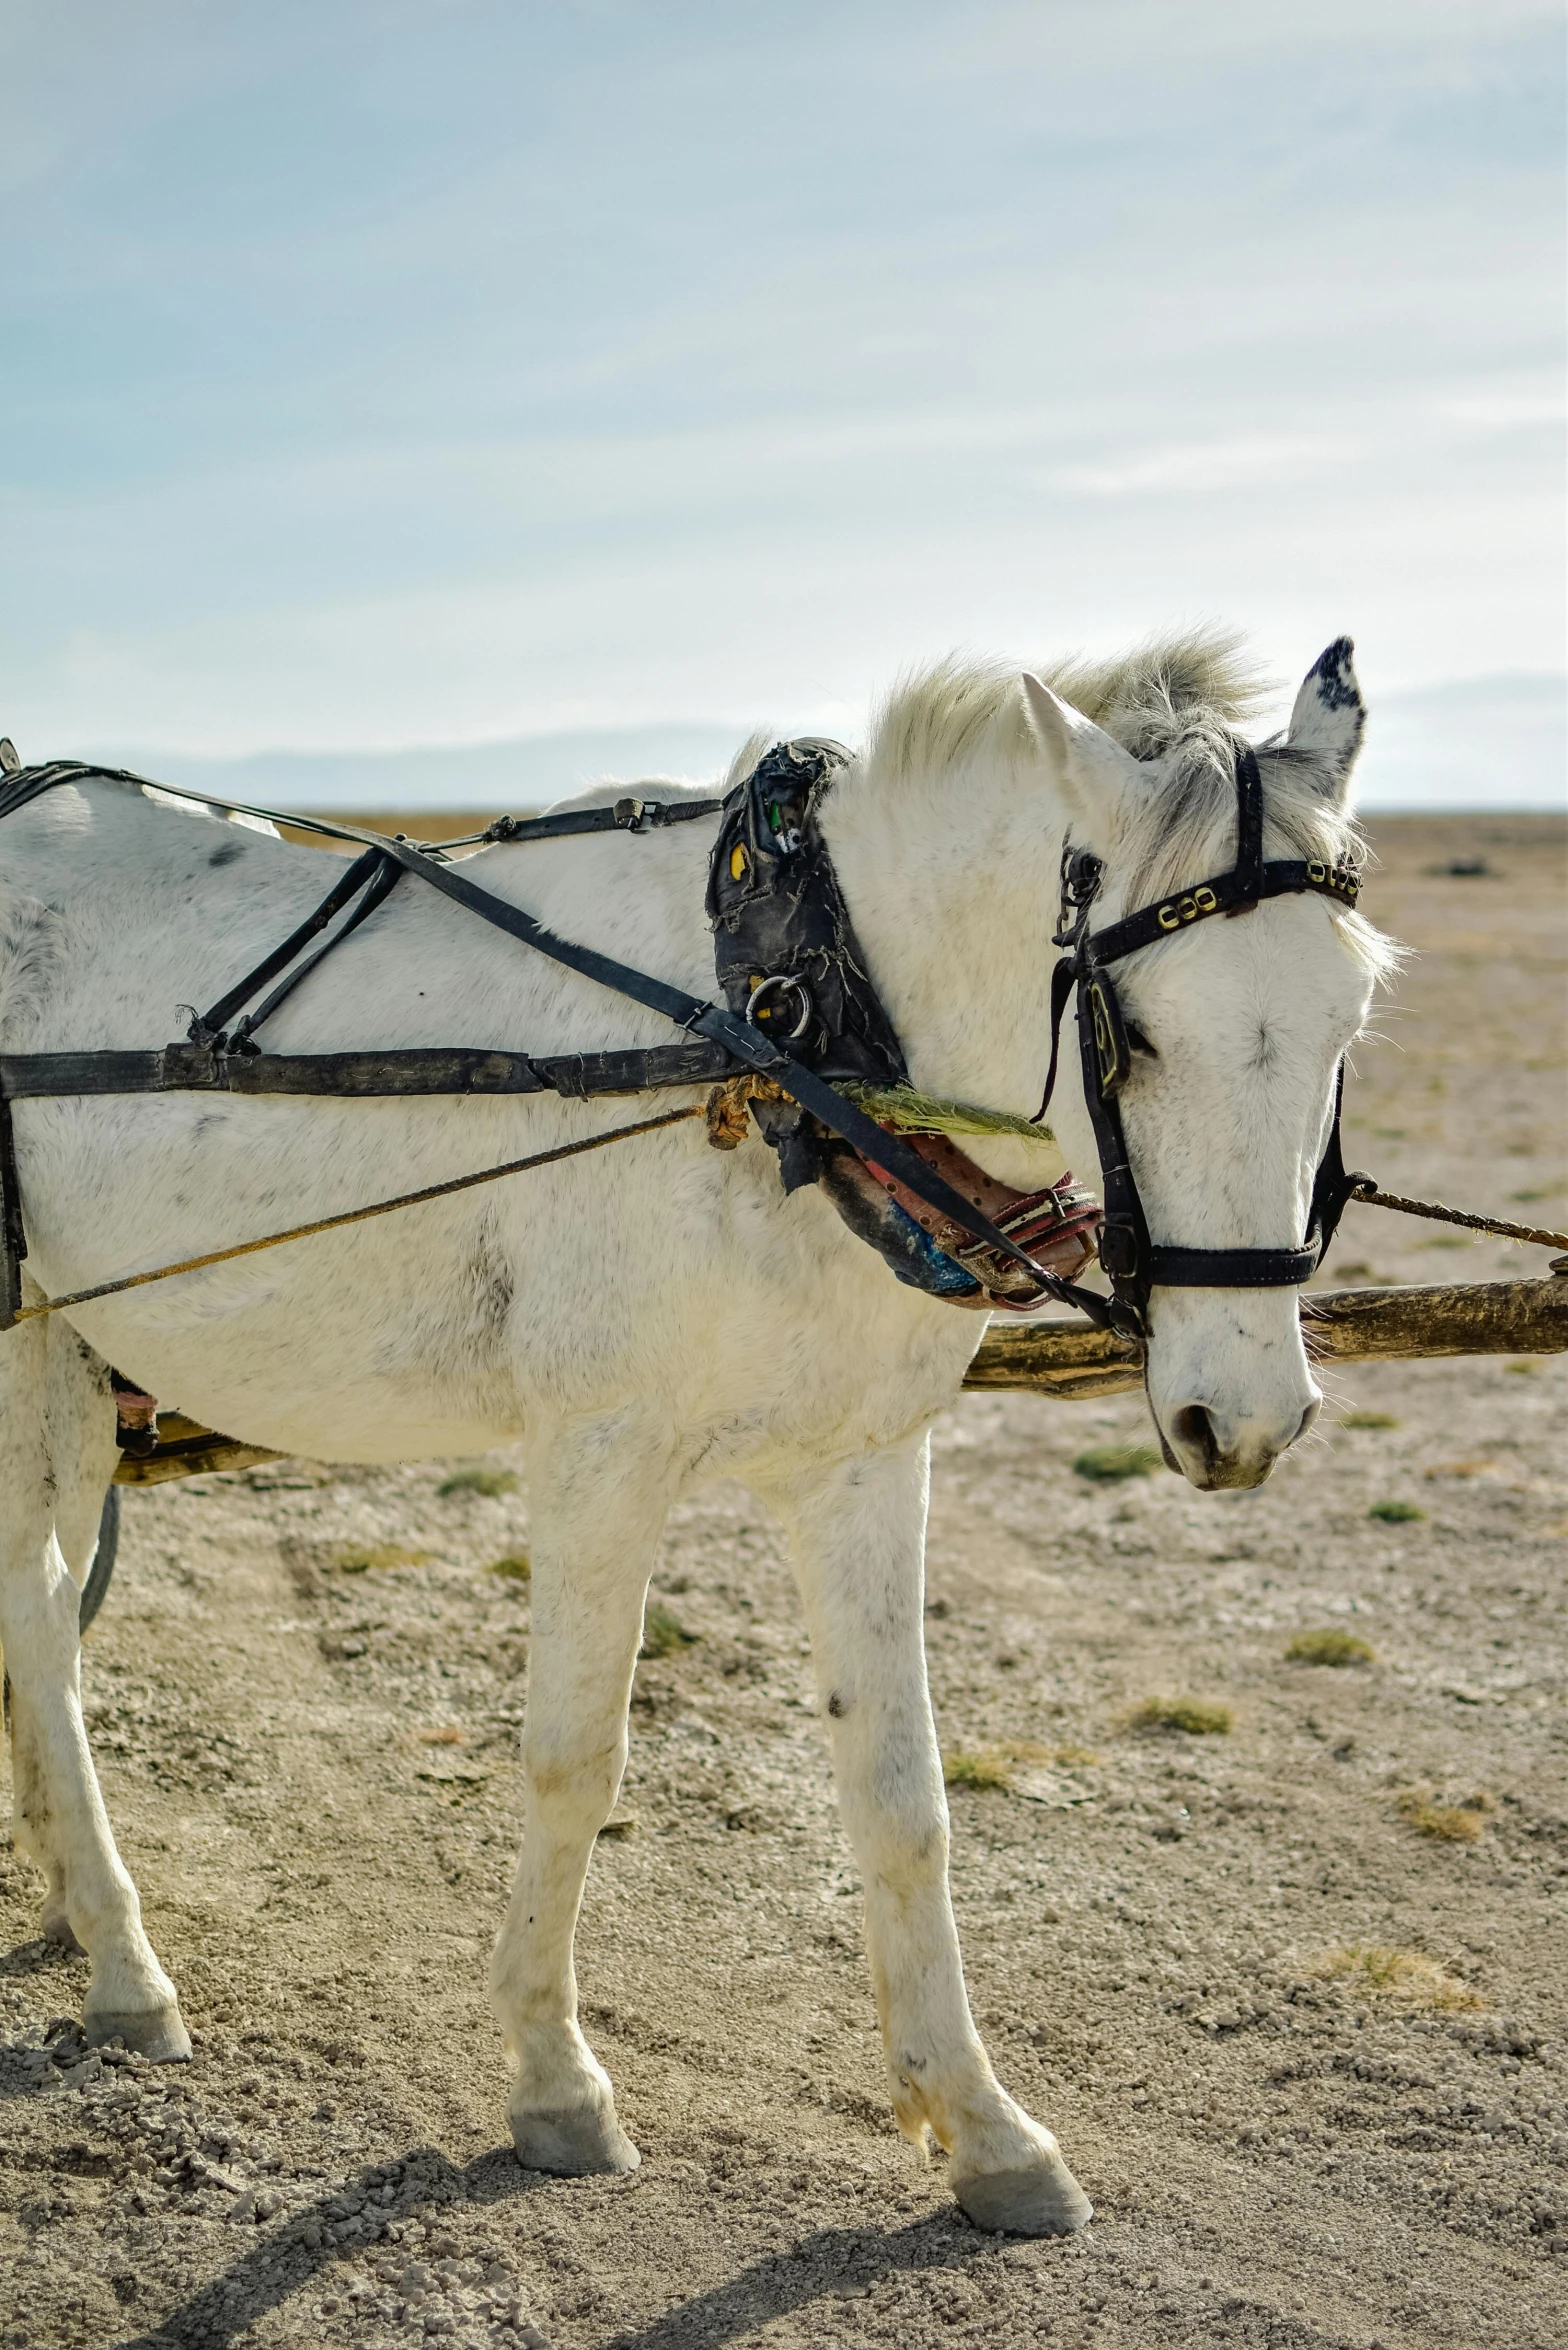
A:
[0,1,1562,807]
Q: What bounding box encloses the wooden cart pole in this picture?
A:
[115,1276,1567,1481]
[963,1275,1568,1402]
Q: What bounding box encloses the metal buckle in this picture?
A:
[1097,1221,1140,1280]
[1053,845,1104,948]
[1087,972,1132,1096]
[745,973,813,1041]
[613,797,647,830]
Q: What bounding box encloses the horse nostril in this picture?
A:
[1170,1403,1219,1470]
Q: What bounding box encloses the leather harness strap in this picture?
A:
[1036,749,1368,1336]
[0,758,1105,1328]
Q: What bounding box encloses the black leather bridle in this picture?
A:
[1034,743,1367,1341]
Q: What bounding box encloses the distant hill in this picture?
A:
[1354,674,1564,811]
[70,675,1564,814]
[86,723,748,813]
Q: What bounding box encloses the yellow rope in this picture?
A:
[14,1105,705,1323]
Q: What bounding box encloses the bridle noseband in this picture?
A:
[1036,743,1366,1342]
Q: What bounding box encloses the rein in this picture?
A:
[0,755,1098,1329]
[4,1107,707,1323]
[1,749,1559,1341]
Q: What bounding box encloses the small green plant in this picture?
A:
[1285,1629,1375,1668]
[639,1602,698,1661]
[1340,1410,1400,1430]
[437,1467,519,1498]
[1307,1944,1481,2011]
[1504,1360,1540,1376]
[487,1553,531,1582]
[334,1543,430,1574]
[1073,1443,1162,1483]
[1368,1500,1424,1524]
[1129,1696,1233,1736]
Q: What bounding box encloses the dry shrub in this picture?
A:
[1368,1499,1424,1523]
[640,1602,697,1660]
[1340,1410,1399,1430]
[1128,1696,1233,1736]
[1307,1944,1482,2011]
[943,1747,1018,1793]
[1398,1787,1494,1842]
[942,1739,1099,1793]
[1285,1629,1375,1668]
[1073,1443,1162,1483]
[333,1543,430,1574]
[437,1467,519,1498]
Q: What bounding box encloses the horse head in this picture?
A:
[830,634,1397,1493]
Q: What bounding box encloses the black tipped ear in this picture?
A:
[1285,637,1365,799]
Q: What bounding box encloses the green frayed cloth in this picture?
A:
[840,1082,1057,1145]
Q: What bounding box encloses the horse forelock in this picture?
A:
[856,626,1395,984]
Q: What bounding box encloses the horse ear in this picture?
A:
[1022,674,1150,822]
[1285,637,1365,800]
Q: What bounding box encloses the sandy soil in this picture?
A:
[2,812,1564,2350]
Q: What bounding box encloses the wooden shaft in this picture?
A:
[963,1276,1568,1400]
[114,1276,1567,1482]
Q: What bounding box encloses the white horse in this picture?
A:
[0,631,1389,2234]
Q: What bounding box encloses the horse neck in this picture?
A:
[819,746,1070,1123]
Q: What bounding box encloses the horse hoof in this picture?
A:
[510,2102,641,2176]
[84,2005,193,2064]
[954,2155,1093,2236]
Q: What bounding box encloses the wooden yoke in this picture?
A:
[961,1275,1568,1401]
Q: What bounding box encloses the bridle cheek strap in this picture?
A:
[1041,743,1367,1337]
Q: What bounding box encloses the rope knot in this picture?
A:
[705,1072,788,1150]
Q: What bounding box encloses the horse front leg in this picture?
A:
[490,1407,673,2174]
[0,1315,191,2059]
[769,1434,1092,2236]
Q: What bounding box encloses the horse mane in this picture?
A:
[862,626,1395,979]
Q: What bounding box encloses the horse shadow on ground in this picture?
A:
[101,2148,1006,2350]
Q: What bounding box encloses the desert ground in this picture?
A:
[1,810,1564,2350]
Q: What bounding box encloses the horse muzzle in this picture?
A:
[1155,1392,1320,1491]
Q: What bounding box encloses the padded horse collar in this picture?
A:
[706,739,1105,1313]
[1036,742,1365,1340]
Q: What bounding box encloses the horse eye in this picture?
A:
[1124,1020,1157,1058]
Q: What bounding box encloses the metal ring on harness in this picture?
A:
[745,973,813,1042]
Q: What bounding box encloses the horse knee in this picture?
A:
[524,1732,624,1832]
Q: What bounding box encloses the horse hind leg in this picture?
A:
[35,1397,119,1951]
[0,1313,190,2060]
